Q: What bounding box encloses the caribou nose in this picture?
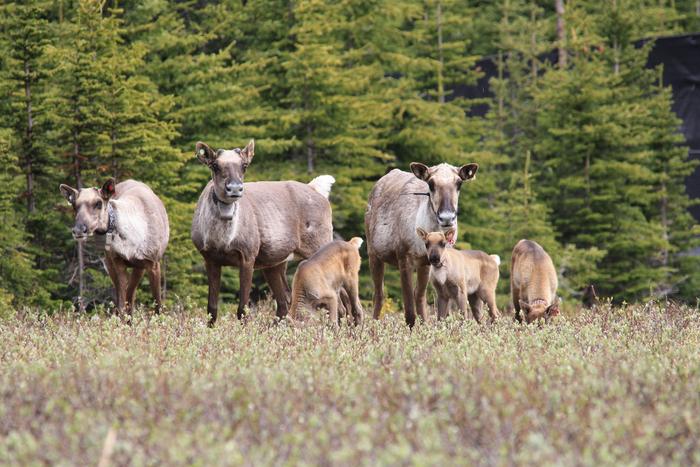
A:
[72,224,87,237]
[438,211,456,226]
[225,182,243,198]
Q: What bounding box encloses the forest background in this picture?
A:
[1,0,699,312]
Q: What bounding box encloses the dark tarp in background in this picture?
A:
[452,33,700,221]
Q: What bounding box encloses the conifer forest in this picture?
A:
[1,0,699,311]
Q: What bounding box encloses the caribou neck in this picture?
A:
[212,190,239,222]
[415,195,440,233]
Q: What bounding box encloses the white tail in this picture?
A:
[349,237,363,249]
[490,254,501,266]
[308,175,335,199]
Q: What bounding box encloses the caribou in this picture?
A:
[417,228,500,323]
[59,179,169,315]
[289,237,364,326]
[191,140,336,325]
[365,162,478,326]
[510,239,560,324]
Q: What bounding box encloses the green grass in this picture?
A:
[1,301,699,465]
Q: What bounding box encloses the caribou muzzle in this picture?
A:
[224,181,244,199]
[437,210,457,227]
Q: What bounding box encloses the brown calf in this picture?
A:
[417,228,500,322]
[510,239,560,323]
[289,238,364,325]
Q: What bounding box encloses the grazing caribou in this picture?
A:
[511,239,560,324]
[289,237,364,326]
[417,228,500,323]
[59,179,169,315]
[191,140,335,325]
[365,162,478,326]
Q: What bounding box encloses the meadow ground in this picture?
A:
[1,301,699,466]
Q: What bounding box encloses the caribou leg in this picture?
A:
[111,257,129,318]
[262,262,291,319]
[467,293,482,323]
[346,281,364,326]
[369,254,385,319]
[398,256,416,327]
[238,262,254,319]
[512,287,522,323]
[481,288,500,322]
[437,293,450,320]
[414,264,430,323]
[147,261,163,314]
[205,259,222,326]
[125,267,146,315]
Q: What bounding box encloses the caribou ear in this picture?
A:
[100,178,116,199]
[458,163,478,181]
[444,228,456,244]
[546,300,560,318]
[410,162,430,181]
[241,139,255,166]
[59,184,78,206]
[416,227,428,240]
[195,141,216,166]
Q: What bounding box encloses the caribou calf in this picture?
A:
[289,237,364,325]
[59,179,169,315]
[418,228,500,322]
[191,140,335,325]
[511,239,560,323]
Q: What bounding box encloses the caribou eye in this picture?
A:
[439,241,446,247]
[241,163,248,173]
[428,180,435,191]
[95,200,102,210]
[210,163,220,173]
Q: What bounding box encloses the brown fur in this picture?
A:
[417,228,500,322]
[365,162,478,327]
[59,179,169,315]
[510,239,560,324]
[289,238,364,325]
[191,140,335,325]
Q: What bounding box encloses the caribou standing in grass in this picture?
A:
[59,179,169,315]
[191,140,335,325]
[365,162,478,326]
[417,228,500,323]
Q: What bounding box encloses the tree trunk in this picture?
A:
[306,123,315,174]
[584,153,590,208]
[23,60,36,214]
[72,103,85,312]
[660,181,669,268]
[77,241,86,312]
[555,0,567,69]
[436,0,445,104]
[530,7,537,81]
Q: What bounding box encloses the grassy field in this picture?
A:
[1,301,699,466]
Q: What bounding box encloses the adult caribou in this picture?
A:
[365,162,478,326]
[59,179,169,316]
[191,140,335,325]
